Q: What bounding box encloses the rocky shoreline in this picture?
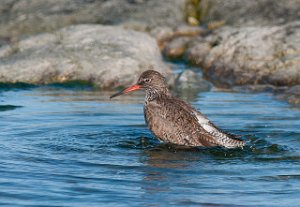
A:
[0,0,299,104]
[160,22,300,104]
[160,0,300,104]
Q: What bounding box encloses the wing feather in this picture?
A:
[145,97,244,148]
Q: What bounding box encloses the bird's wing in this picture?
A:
[145,98,229,147]
[170,98,245,148]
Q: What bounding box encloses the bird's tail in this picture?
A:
[223,137,245,148]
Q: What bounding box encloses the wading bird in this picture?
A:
[110,70,245,148]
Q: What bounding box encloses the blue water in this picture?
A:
[1,80,300,206]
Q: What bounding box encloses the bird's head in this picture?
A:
[110,70,169,99]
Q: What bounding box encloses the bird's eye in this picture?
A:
[144,79,150,83]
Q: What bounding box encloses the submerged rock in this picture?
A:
[0,25,173,89]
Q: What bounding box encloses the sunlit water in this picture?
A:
[1,76,300,206]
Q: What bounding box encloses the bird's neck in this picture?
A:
[145,87,170,103]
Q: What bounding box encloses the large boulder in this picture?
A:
[0,25,173,89]
[0,0,185,40]
[185,21,300,87]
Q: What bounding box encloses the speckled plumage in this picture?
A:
[111,70,245,148]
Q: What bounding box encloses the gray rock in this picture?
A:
[174,69,212,101]
[159,25,207,59]
[175,69,212,91]
[0,0,185,39]
[185,41,211,66]
[204,0,300,26]
[150,26,175,43]
[185,21,300,87]
[0,25,173,89]
[150,26,175,49]
[163,37,191,59]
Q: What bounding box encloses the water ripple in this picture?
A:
[0,87,299,206]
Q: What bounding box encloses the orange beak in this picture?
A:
[110,84,141,99]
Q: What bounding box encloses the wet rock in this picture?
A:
[174,69,212,101]
[277,85,300,105]
[203,0,300,26]
[0,0,185,39]
[232,84,279,93]
[0,25,173,89]
[185,21,300,87]
[175,69,212,91]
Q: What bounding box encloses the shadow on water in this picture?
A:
[0,82,36,91]
[0,81,93,92]
[46,80,94,90]
[0,105,22,112]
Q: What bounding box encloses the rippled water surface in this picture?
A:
[1,79,300,206]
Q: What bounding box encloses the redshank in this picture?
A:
[110,70,245,148]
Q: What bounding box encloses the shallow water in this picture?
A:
[1,76,300,206]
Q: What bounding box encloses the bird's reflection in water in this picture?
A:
[144,144,200,169]
[140,141,201,200]
[138,138,246,206]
